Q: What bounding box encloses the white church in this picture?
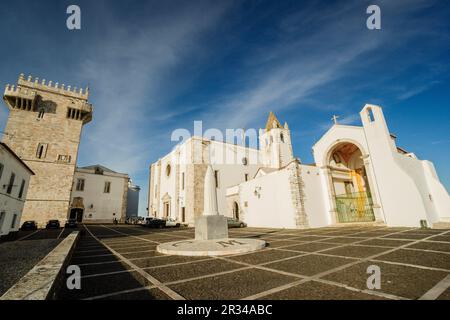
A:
[148,104,450,229]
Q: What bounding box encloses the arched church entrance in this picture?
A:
[327,142,375,223]
[69,197,85,222]
[233,201,239,220]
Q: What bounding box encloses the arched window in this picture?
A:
[166,164,171,177]
[280,133,284,143]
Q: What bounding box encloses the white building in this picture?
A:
[70,165,129,223]
[0,142,34,238]
[149,104,450,228]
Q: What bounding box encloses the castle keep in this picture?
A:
[2,73,93,226]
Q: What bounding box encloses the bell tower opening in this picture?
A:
[327,142,375,223]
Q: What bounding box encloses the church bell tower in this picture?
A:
[259,112,294,168]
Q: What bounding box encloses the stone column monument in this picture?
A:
[156,164,265,256]
[195,165,228,240]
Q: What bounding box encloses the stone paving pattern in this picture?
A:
[53,225,450,300]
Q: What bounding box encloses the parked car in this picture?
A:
[65,219,78,228]
[46,219,60,229]
[140,217,154,226]
[135,217,145,225]
[20,221,38,231]
[146,218,166,228]
[227,218,246,228]
[165,218,181,228]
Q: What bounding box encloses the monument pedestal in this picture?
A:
[156,164,265,257]
[195,215,228,240]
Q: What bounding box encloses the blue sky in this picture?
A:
[1,0,449,215]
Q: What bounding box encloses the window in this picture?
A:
[76,178,85,191]
[11,214,17,229]
[166,164,171,177]
[214,170,219,188]
[0,163,4,180]
[0,212,5,230]
[242,157,248,165]
[6,172,15,194]
[18,179,25,199]
[367,108,375,122]
[245,173,249,181]
[104,181,111,193]
[57,155,71,163]
[182,172,185,190]
[36,143,48,159]
[280,133,284,143]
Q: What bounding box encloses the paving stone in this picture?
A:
[383,233,431,240]
[53,225,450,300]
[260,280,387,300]
[131,255,206,268]
[99,287,171,300]
[405,241,450,253]
[358,238,413,247]
[80,261,132,276]
[146,259,243,283]
[320,245,391,258]
[71,254,120,264]
[121,250,162,260]
[113,245,157,254]
[265,254,356,276]
[428,235,450,242]
[294,236,333,241]
[352,230,395,238]
[57,271,150,300]
[266,240,306,248]
[169,268,297,300]
[227,249,301,265]
[281,242,340,252]
[376,249,450,270]
[322,261,449,299]
[319,237,363,244]
[437,288,450,300]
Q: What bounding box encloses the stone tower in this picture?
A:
[259,112,294,168]
[1,73,93,226]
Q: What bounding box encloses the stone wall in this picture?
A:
[2,76,92,227]
[287,161,309,228]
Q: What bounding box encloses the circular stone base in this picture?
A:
[157,238,266,256]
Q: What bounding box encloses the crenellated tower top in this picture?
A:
[8,73,90,100]
[3,73,93,124]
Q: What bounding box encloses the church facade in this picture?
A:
[149,104,450,229]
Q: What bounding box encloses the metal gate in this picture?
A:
[335,192,375,223]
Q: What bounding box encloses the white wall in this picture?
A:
[71,170,127,222]
[150,137,265,223]
[0,145,33,236]
[299,165,330,228]
[239,169,297,228]
[359,105,450,227]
